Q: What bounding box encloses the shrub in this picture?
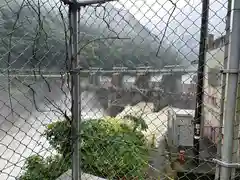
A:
[20,117,149,180]
[19,154,70,180]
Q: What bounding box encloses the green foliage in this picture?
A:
[19,154,70,180]
[84,118,149,178]
[45,120,71,157]
[20,117,149,180]
[123,115,148,132]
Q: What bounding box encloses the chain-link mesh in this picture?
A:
[0,0,237,179]
[0,0,70,179]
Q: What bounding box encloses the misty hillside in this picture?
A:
[0,1,183,71]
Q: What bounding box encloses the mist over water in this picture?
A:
[0,77,104,180]
[0,73,193,179]
[81,91,105,119]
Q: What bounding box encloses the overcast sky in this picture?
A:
[18,0,228,42]
[45,0,228,57]
[45,0,228,44]
[112,0,228,43]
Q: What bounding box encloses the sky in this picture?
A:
[43,0,228,45]
[38,0,228,59]
[12,0,228,42]
[111,0,228,42]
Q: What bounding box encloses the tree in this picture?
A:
[0,1,183,71]
[19,117,150,180]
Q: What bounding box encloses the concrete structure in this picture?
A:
[85,67,196,93]
[167,107,195,148]
[166,107,217,176]
[181,73,197,94]
[83,69,196,116]
[203,33,240,148]
[116,103,216,177]
[203,34,226,144]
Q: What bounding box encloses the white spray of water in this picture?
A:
[81,91,105,119]
[0,79,105,180]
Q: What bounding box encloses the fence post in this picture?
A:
[215,0,232,179]
[69,2,81,180]
[193,0,209,165]
[220,0,240,179]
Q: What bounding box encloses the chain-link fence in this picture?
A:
[0,0,239,179]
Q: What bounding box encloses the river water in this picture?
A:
[0,73,194,179]
[0,77,104,180]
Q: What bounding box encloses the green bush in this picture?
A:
[19,154,70,180]
[20,117,149,180]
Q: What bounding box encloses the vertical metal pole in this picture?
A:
[220,0,240,179]
[193,0,209,165]
[70,2,81,180]
[215,1,232,179]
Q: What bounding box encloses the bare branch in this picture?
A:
[93,4,120,37]
[7,0,26,119]
[58,2,71,92]
[28,0,52,92]
[156,0,177,57]
[44,95,71,123]
[12,76,46,112]
[59,2,70,71]
[78,36,130,55]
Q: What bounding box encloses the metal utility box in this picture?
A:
[167,107,195,148]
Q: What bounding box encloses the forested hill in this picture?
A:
[0,1,183,71]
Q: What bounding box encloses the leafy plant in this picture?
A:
[19,154,70,180]
[123,115,148,132]
[20,117,150,180]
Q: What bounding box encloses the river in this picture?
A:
[0,73,194,179]
[0,77,104,180]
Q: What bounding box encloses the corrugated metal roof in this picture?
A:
[171,107,195,116]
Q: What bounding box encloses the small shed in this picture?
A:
[167,107,195,148]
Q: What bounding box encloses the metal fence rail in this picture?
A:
[0,0,238,180]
